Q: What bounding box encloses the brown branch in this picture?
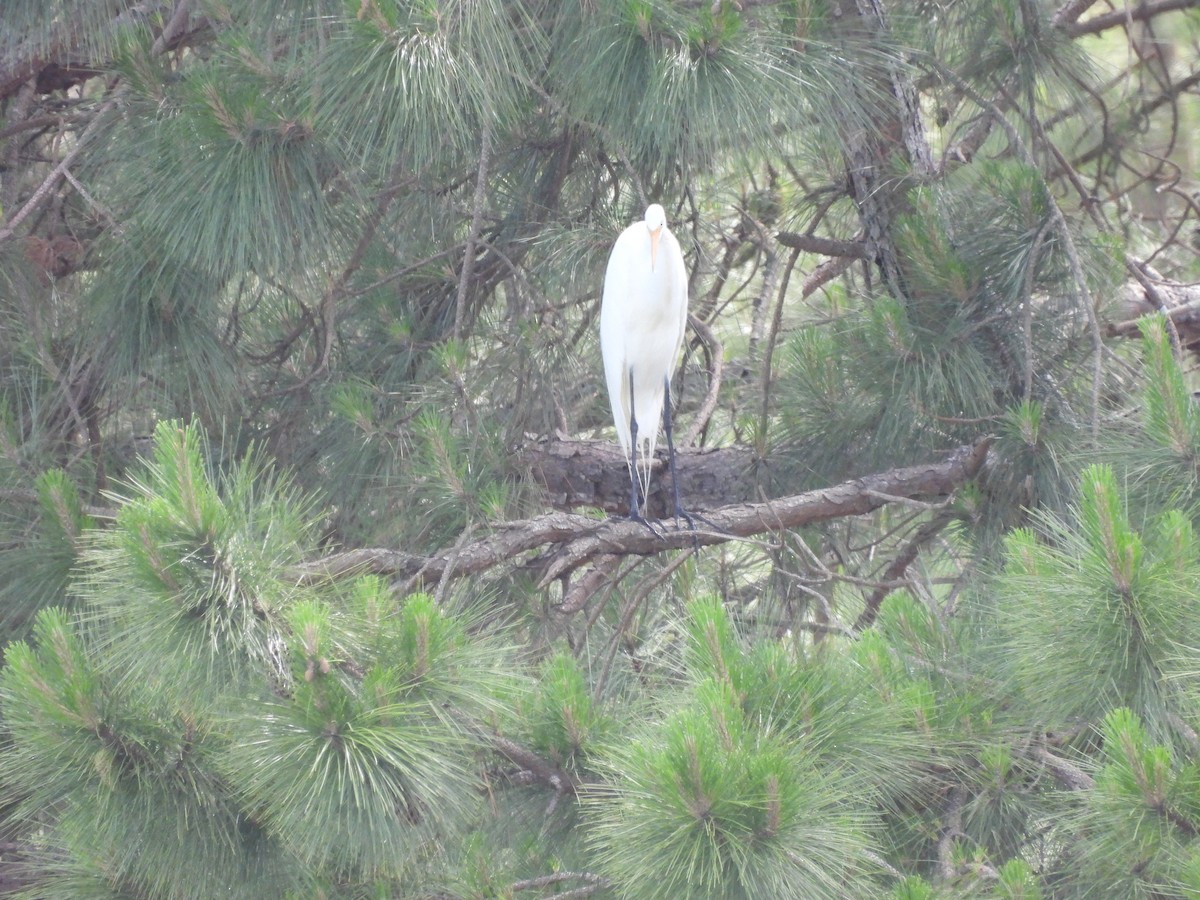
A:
[0,98,117,245]
[0,112,89,143]
[293,439,991,589]
[854,510,959,630]
[681,313,724,447]
[936,785,967,883]
[1109,279,1200,337]
[488,733,579,795]
[559,553,621,614]
[1029,746,1095,791]
[150,0,195,56]
[454,123,493,341]
[512,872,609,895]
[759,245,802,440]
[775,230,869,259]
[801,255,856,299]
[1051,0,1104,27]
[1064,0,1199,37]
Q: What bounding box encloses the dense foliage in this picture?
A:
[2,0,1200,896]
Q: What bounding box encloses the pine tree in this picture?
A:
[2,0,1200,896]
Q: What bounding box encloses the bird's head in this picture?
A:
[644,203,666,271]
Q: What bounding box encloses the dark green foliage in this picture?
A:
[0,470,93,633]
[1,608,305,899]
[3,0,1200,896]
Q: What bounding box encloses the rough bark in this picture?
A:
[295,439,991,592]
[521,440,758,517]
[827,0,934,300]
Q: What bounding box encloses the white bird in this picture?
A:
[600,203,689,522]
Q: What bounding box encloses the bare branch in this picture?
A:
[0,98,117,245]
[1029,746,1094,791]
[1051,0,1103,27]
[454,123,493,341]
[775,230,868,259]
[150,0,195,56]
[559,553,621,614]
[855,511,958,630]
[512,872,609,894]
[1064,0,1198,37]
[488,733,579,795]
[681,313,724,447]
[293,440,991,589]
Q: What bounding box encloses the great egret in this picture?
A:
[600,203,689,523]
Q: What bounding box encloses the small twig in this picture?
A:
[758,246,802,442]
[937,785,967,883]
[1022,221,1052,400]
[278,166,411,393]
[681,313,724,447]
[434,523,475,605]
[595,549,695,700]
[455,122,493,342]
[512,872,609,894]
[62,167,124,236]
[0,99,118,245]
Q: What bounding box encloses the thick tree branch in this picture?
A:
[523,440,757,516]
[294,440,991,590]
[1030,746,1095,791]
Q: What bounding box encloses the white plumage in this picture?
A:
[600,203,689,515]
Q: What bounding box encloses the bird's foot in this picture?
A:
[626,510,666,539]
[674,507,723,535]
[673,506,697,532]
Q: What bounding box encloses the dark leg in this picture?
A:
[626,372,661,536]
[661,375,694,531]
[627,371,641,520]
